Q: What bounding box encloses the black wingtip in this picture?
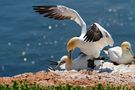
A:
[32,6,42,9]
[32,5,71,20]
[49,60,58,65]
[47,66,56,71]
[32,5,56,15]
[83,25,103,42]
[32,6,37,8]
[32,5,57,9]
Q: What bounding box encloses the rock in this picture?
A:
[0,62,135,88]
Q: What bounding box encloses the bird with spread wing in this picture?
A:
[33,5,114,61]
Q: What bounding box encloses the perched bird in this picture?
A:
[50,53,105,71]
[55,55,73,71]
[104,41,135,64]
[33,5,114,60]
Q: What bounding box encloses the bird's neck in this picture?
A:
[67,37,80,51]
[80,22,87,37]
[65,57,73,70]
[122,49,130,54]
[122,49,132,58]
[66,58,72,65]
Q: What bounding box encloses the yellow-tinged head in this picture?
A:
[60,55,73,70]
[61,56,72,65]
[67,37,80,58]
[121,41,131,51]
[121,41,134,55]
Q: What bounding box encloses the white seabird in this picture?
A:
[33,5,114,59]
[50,53,104,71]
[104,41,135,64]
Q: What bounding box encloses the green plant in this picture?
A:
[0,81,134,90]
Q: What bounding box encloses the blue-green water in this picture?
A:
[0,0,135,76]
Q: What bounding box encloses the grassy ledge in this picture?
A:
[0,81,133,90]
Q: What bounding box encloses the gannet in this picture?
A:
[33,5,114,59]
[104,41,135,64]
[50,53,105,70]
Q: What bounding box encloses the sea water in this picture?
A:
[0,0,135,76]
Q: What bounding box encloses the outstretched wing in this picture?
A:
[82,23,114,53]
[84,23,103,42]
[83,23,114,47]
[33,5,85,27]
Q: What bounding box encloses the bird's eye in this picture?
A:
[126,47,130,50]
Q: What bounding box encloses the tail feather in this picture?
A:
[49,60,58,65]
[47,65,56,71]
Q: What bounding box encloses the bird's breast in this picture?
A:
[78,41,100,58]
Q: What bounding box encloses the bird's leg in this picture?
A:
[87,59,95,69]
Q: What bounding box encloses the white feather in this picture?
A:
[34,5,114,59]
[78,24,114,59]
[59,54,104,70]
[105,45,134,64]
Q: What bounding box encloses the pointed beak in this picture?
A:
[128,48,134,55]
[68,50,73,58]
